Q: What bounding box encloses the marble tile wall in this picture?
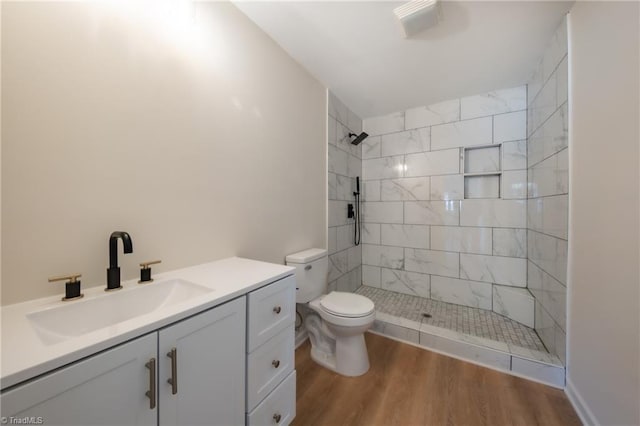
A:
[526,17,568,364]
[361,85,534,328]
[328,92,363,293]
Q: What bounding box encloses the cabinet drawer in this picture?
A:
[248,275,295,351]
[247,326,294,411]
[247,370,296,426]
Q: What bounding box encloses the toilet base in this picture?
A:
[334,333,370,376]
[309,333,370,377]
[310,346,337,372]
[302,297,374,378]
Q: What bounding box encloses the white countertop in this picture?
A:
[1,257,294,390]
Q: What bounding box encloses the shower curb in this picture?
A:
[370,311,565,389]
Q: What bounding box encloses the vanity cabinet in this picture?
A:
[1,297,246,426]
[246,275,296,426]
[1,262,298,426]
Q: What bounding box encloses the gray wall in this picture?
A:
[567,3,640,425]
[1,2,326,304]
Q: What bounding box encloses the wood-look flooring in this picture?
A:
[293,333,580,426]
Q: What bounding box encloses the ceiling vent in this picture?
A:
[393,0,441,38]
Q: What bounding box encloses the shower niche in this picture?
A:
[462,144,502,199]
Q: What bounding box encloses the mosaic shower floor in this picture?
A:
[356,286,548,354]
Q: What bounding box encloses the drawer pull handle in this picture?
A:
[273,413,282,423]
[304,265,312,271]
[273,306,282,314]
[145,358,156,410]
[167,347,178,395]
[272,359,280,368]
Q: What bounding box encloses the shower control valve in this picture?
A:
[347,203,354,219]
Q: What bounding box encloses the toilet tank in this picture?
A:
[285,248,328,303]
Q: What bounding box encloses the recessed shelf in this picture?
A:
[463,172,502,177]
[464,145,501,174]
[462,144,502,199]
[464,175,501,199]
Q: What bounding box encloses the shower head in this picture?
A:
[349,132,369,145]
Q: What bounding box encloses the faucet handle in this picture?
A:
[140,260,161,269]
[139,260,161,284]
[48,274,83,301]
[48,273,82,283]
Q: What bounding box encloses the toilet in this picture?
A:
[286,248,375,377]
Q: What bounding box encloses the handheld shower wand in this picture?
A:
[353,177,361,246]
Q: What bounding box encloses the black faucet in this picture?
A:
[106,231,133,291]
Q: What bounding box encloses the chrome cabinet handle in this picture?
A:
[304,265,312,271]
[145,358,156,410]
[272,359,280,368]
[273,413,282,423]
[273,306,282,314]
[167,347,178,395]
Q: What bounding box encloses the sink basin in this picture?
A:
[27,279,213,345]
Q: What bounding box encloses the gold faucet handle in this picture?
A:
[140,260,161,269]
[48,273,83,301]
[48,274,82,283]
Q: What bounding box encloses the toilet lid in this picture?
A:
[320,291,375,318]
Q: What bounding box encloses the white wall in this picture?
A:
[567,2,640,425]
[1,2,326,305]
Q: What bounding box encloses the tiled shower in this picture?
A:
[327,93,363,293]
[326,18,568,373]
[359,85,529,321]
[526,18,569,365]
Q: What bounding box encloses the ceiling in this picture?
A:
[233,1,573,119]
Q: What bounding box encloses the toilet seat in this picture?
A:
[308,294,376,328]
[319,291,374,318]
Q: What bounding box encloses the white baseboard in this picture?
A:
[565,376,598,425]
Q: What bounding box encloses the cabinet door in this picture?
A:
[0,333,157,426]
[159,296,246,426]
